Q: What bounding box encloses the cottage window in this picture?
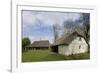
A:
[79,45,81,49]
[79,37,81,41]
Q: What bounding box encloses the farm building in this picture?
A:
[51,31,88,56]
[26,40,50,50]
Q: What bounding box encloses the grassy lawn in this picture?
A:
[22,50,90,62]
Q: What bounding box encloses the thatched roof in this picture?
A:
[26,40,50,48]
[52,31,83,46]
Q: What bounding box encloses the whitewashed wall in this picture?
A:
[58,37,88,56]
[59,45,72,55]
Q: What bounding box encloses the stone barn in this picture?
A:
[51,31,88,56]
[26,40,50,50]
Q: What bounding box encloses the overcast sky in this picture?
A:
[22,10,82,43]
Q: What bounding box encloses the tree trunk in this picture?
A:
[85,40,90,53]
[82,37,90,53]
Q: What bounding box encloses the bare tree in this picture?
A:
[52,24,59,43]
[80,13,90,49]
[63,20,77,34]
[63,13,90,51]
[75,13,90,52]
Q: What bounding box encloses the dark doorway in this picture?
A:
[51,46,58,53]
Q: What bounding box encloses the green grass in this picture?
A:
[64,52,90,60]
[22,50,90,62]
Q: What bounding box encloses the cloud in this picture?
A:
[22,11,82,27]
[22,11,82,43]
[35,12,82,26]
[22,11,37,25]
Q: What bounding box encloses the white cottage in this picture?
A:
[51,31,88,56]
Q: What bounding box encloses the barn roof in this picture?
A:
[52,31,84,46]
[26,40,50,48]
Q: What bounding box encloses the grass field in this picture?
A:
[22,50,90,62]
